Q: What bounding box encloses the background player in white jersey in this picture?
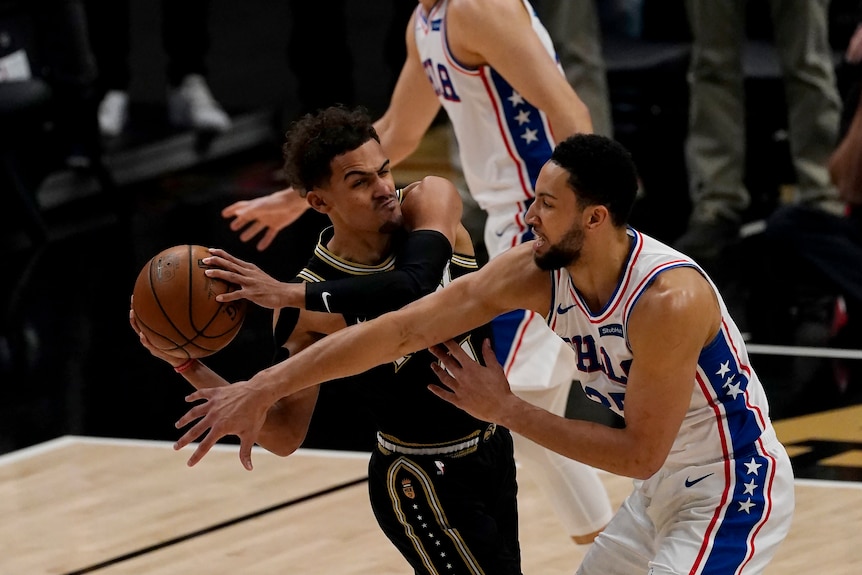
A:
[218,0,612,546]
[172,134,795,574]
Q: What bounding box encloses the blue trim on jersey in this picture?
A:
[518,198,536,243]
[699,334,764,452]
[489,69,553,191]
[573,228,641,321]
[546,260,557,327]
[700,453,769,574]
[490,309,529,365]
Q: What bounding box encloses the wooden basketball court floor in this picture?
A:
[6,127,862,573]
[2,403,860,575]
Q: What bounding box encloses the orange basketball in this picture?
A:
[132,244,247,359]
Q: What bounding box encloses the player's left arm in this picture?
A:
[129,295,329,459]
[446,0,592,140]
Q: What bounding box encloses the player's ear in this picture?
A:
[306,190,330,214]
[585,205,608,229]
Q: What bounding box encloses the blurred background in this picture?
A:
[2,0,862,457]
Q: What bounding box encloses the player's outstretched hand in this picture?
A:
[129,296,188,369]
[427,338,519,424]
[221,188,309,251]
[203,248,302,309]
[173,380,270,470]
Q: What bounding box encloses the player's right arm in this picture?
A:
[221,187,310,252]
[222,12,441,252]
[373,10,442,166]
[300,175,468,315]
[250,306,343,456]
[207,176,470,316]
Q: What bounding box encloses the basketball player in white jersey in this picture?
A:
[173,134,794,574]
[220,0,612,546]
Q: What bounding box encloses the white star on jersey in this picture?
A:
[726,381,744,399]
[744,458,763,475]
[508,91,525,107]
[521,127,538,144]
[717,360,731,378]
[514,109,531,125]
[743,479,758,495]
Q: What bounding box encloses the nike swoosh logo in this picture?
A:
[556,303,577,314]
[684,473,713,488]
[321,291,333,313]
[494,223,516,237]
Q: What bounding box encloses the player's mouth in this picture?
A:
[378,196,398,210]
[532,230,546,249]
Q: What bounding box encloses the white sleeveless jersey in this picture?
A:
[547,228,776,466]
[413,0,561,212]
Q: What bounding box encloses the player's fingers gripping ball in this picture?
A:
[132,244,247,359]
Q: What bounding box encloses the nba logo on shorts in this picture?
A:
[401,477,415,499]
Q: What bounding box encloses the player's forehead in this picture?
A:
[329,139,387,181]
[535,161,574,201]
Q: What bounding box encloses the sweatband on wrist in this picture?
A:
[174,358,197,373]
[305,229,453,315]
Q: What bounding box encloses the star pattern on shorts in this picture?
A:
[736,458,764,515]
[744,458,762,475]
[738,497,756,514]
[402,485,461,570]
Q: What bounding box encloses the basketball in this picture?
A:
[132,244,247,359]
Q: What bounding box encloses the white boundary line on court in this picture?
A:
[795,477,862,490]
[0,435,370,467]
[747,343,862,360]
[2,436,859,488]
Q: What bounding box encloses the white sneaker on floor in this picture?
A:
[98,90,129,137]
[167,74,232,133]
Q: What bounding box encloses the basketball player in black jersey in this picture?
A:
[130,105,523,574]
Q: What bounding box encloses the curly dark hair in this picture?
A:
[550,134,640,227]
[282,105,381,196]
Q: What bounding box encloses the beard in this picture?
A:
[378,213,404,234]
[534,225,584,270]
[377,201,405,234]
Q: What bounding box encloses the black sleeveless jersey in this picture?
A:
[275,226,496,444]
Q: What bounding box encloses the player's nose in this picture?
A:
[525,202,539,224]
[372,177,395,198]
